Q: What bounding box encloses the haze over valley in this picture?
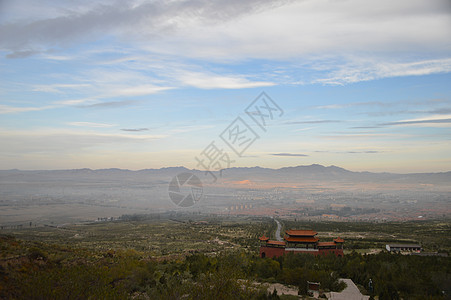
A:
[1,165,449,226]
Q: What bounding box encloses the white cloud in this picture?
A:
[55,98,97,106]
[382,114,451,127]
[168,124,215,134]
[1,0,449,94]
[315,58,451,85]
[0,129,167,154]
[0,104,55,114]
[41,54,76,61]
[322,133,412,140]
[2,0,449,61]
[67,122,117,128]
[140,0,451,61]
[32,83,92,93]
[0,0,280,55]
[177,71,275,89]
[109,85,174,97]
[0,0,450,123]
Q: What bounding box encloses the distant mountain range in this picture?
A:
[1,164,450,185]
[1,165,449,224]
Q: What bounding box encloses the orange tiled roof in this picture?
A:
[317,242,337,247]
[259,235,269,241]
[267,240,286,246]
[285,236,319,243]
[334,237,344,243]
[285,229,318,236]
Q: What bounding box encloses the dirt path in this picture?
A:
[329,279,369,300]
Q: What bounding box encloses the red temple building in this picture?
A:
[259,229,344,258]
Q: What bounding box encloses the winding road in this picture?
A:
[274,218,283,241]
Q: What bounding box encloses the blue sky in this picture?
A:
[0,0,450,172]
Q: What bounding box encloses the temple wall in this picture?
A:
[317,248,344,256]
[260,246,285,258]
[260,247,344,258]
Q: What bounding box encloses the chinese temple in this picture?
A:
[259,229,344,258]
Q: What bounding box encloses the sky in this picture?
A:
[0,0,450,173]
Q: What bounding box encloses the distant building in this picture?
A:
[259,229,344,258]
[385,244,422,252]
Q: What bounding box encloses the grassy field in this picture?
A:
[2,215,449,257]
[1,215,276,258]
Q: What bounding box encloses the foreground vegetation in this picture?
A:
[1,216,450,299]
[1,215,275,255]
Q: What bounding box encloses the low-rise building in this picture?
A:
[259,229,344,258]
[385,244,422,252]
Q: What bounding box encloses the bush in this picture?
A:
[27,247,47,261]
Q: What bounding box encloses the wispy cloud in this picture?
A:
[67,122,116,128]
[55,98,96,106]
[313,101,389,110]
[5,50,40,59]
[292,127,315,132]
[312,99,451,119]
[0,104,55,114]
[0,129,167,154]
[108,85,174,97]
[32,83,91,93]
[121,128,149,132]
[286,120,342,124]
[426,108,451,115]
[346,150,380,154]
[350,126,381,129]
[177,71,275,89]
[314,150,382,154]
[322,133,408,140]
[316,58,451,85]
[41,54,76,61]
[168,125,215,134]
[383,118,451,126]
[270,153,309,157]
[79,100,138,108]
[381,115,451,127]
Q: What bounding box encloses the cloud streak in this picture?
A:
[286,120,342,124]
[381,117,451,126]
[177,71,275,89]
[314,150,382,154]
[315,58,451,85]
[79,100,139,109]
[121,128,149,132]
[270,153,309,157]
[0,104,56,114]
[0,129,167,154]
[67,122,116,128]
